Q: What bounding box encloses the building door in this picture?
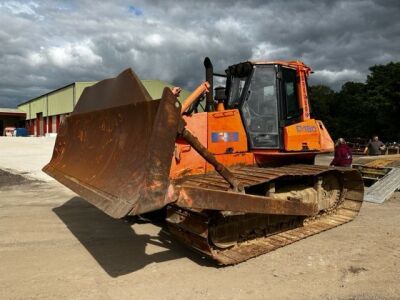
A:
[48,116,52,133]
[29,120,34,135]
[36,113,43,136]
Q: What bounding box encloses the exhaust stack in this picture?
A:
[204,57,214,112]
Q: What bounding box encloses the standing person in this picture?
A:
[330,138,352,167]
[364,135,385,156]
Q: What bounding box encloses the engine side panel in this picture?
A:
[170,109,254,178]
[170,113,208,178]
[207,109,248,154]
[283,119,333,152]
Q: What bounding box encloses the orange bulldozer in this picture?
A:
[43,57,364,264]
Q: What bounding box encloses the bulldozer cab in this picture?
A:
[226,62,303,149]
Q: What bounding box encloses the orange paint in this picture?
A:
[283,119,334,152]
[316,120,334,152]
[181,82,210,114]
[169,60,333,179]
[169,109,251,179]
[284,119,321,151]
[207,109,247,155]
[169,113,207,179]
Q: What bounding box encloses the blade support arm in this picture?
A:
[177,122,244,193]
[176,186,318,216]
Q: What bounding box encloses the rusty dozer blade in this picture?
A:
[43,69,182,218]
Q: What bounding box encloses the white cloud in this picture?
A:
[144,33,165,47]
[313,69,365,85]
[25,41,102,69]
[215,17,242,33]
[1,1,39,16]
[251,42,290,61]
[27,52,46,66]
[45,41,102,67]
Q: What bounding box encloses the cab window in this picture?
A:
[282,68,300,121]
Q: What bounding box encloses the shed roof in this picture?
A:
[17,82,91,107]
[0,108,26,116]
[18,79,190,107]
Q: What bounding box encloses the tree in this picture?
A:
[309,85,336,135]
[309,61,400,142]
[365,62,400,140]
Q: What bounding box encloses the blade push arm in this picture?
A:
[177,122,244,193]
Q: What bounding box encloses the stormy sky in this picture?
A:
[0,0,399,107]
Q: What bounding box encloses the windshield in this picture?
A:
[228,76,248,107]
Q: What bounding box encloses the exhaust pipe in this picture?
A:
[204,57,214,112]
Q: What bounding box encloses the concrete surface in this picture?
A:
[0,139,399,299]
[0,137,55,181]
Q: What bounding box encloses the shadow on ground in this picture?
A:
[53,197,212,277]
[0,169,35,188]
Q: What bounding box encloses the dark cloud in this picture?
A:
[0,0,399,107]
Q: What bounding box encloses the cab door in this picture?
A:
[280,67,302,126]
[240,65,280,149]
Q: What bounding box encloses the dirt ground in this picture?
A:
[0,138,399,299]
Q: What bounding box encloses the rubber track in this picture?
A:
[167,165,364,265]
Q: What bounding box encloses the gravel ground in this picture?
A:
[0,138,399,299]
